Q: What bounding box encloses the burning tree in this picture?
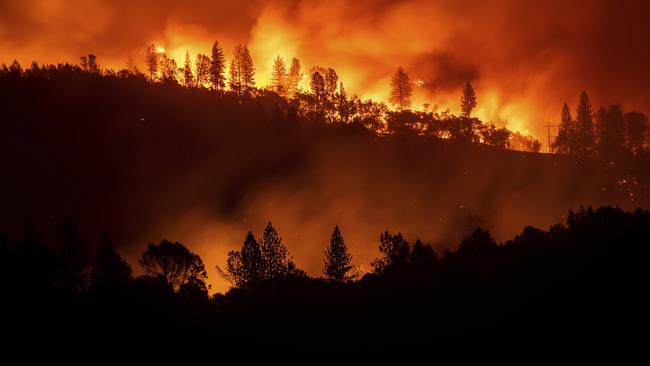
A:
[390,67,412,111]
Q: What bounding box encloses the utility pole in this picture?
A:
[544,123,560,153]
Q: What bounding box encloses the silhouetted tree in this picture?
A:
[138,239,207,291]
[324,68,338,97]
[390,67,412,111]
[144,44,159,81]
[159,54,179,84]
[8,60,22,78]
[195,54,211,88]
[91,235,132,291]
[27,61,40,76]
[80,54,100,74]
[409,239,438,266]
[182,51,195,87]
[229,45,243,95]
[311,71,326,105]
[210,40,226,90]
[460,81,477,118]
[271,54,287,96]
[456,228,498,258]
[371,231,410,274]
[575,91,595,157]
[260,222,289,281]
[323,226,355,282]
[482,125,511,148]
[554,102,576,154]
[241,45,255,95]
[336,82,355,123]
[625,111,648,155]
[218,231,264,289]
[597,105,626,159]
[229,44,255,95]
[286,57,302,97]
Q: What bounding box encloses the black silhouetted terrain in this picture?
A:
[1,206,648,345]
[1,64,649,261]
[1,64,649,346]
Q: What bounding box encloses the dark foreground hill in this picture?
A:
[1,71,648,285]
[1,205,648,346]
[1,71,649,347]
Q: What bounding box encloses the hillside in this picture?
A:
[1,71,648,291]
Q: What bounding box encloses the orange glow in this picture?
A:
[7,0,648,149]
[3,1,650,294]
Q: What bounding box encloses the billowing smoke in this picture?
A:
[3,0,650,141]
[2,0,650,139]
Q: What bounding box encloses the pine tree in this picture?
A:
[240,231,264,285]
[311,71,326,104]
[390,67,412,111]
[219,231,264,289]
[597,104,625,158]
[562,102,572,125]
[286,57,302,97]
[241,45,255,95]
[182,51,195,87]
[460,81,477,117]
[260,222,289,281]
[575,91,595,157]
[323,226,354,282]
[229,44,255,96]
[87,54,99,74]
[409,239,438,266]
[210,40,226,90]
[145,44,158,81]
[271,54,287,96]
[195,54,211,88]
[229,45,243,95]
[554,102,575,154]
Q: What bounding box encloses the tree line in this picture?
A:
[553,91,649,159]
[1,43,542,152]
[7,44,650,158]
[2,206,648,341]
[1,205,646,295]
[0,219,361,296]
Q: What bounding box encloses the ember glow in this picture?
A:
[2,0,650,145]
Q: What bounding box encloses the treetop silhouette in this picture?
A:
[139,239,208,291]
[323,225,355,282]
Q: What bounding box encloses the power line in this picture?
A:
[544,123,561,153]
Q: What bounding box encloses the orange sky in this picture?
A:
[2,0,650,144]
